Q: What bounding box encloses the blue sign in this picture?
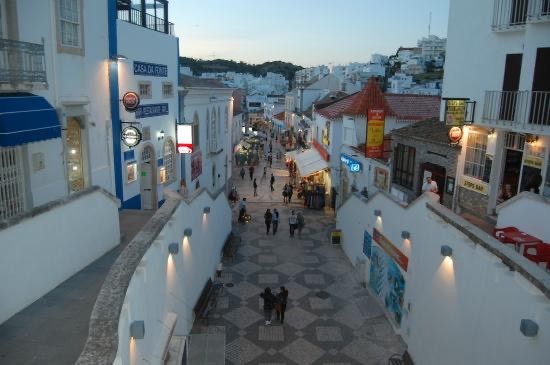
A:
[135,103,169,119]
[123,149,135,161]
[134,61,168,77]
[340,154,362,172]
[363,230,372,258]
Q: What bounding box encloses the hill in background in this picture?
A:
[179,57,303,81]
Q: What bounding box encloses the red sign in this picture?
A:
[177,124,193,153]
[366,109,385,158]
[122,91,140,111]
[312,139,330,161]
[373,228,409,271]
[448,126,463,145]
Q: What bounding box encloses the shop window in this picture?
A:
[138,81,152,99]
[392,144,415,189]
[464,132,490,182]
[57,0,84,54]
[0,146,25,219]
[126,162,137,183]
[163,140,176,184]
[66,117,86,192]
[162,82,173,98]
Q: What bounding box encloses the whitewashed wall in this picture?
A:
[497,192,550,243]
[0,188,120,324]
[113,189,232,364]
[337,193,550,365]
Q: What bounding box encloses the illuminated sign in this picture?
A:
[366,109,385,158]
[448,126,463,145]
[135,103,169,119]
[133,61,168,77]
[121,126,142,148]
[340,154,362,172]
[177,124,193,154]
[524,155,543,169]
[444,99,466,126]
[122,91,140,111]
[373,228,408,271]
[461,176,488,195]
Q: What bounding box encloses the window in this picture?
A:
[139,81,152,99]
[392,143,416,189]
[192,112,200,148]
[126,162,137,183]
[464,132,489,181]
[57,0,83,51]
[163,140,176,184]
[162,82,173,98]
[225,106,229,133]
[66,117,86,192]
[0,146,25,220]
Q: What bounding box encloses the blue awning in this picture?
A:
[0,93,61,147]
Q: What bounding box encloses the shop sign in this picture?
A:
[133,61,168,77]
[444,99,466,126]
[135,103,169,119]
[340,154,362,172]
[373,228,408,271]
[122,91,140,111]
[176,124,193,154]
[524,155,544,169]
[121,126,142,148]
[366,109,385,158]
[374,167,389,191]
[448,126,463,145]
[461,175,488,195]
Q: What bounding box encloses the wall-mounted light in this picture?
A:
[520,319,539,337]
[401,231,411,239]
[374,209,382,217]
[130,320,145,339]
[110,54,128,62]
[184,228,192,237]
[525,134,538,144]
[168,243,179,255]
[440,245,453,257]
[488,128,495,135]
[157,130,165,141]
[203,206,211,214]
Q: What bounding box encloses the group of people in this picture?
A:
[282,183,293,204]
[260,286,289,325]
[262,208,305,237]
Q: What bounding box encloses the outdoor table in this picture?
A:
[498,230,542,252]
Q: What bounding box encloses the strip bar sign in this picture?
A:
[134,61,168,77]
[366,109,385,158]
[177,124,193,154]
[372,228,408,271]
[135,103,169,119]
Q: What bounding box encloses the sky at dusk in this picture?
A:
[171,0,450,67]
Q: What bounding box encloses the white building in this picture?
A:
[417,35,447,61]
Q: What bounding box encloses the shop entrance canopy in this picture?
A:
[294,148,328,177]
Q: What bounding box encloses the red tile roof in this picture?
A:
[343,78,394,116]
[274,111,285,120]
[385,94,441,121]
[316,93,359,120]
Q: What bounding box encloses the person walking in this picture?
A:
[288,210,297,237]
[264,208,273,234]
[253,178,258,197]
[260,287,276,325]
[296,211,305,238]
[268,154,273,168]
[270,173,275,192]
[272,208,279,235]
[275,286,289,324]
[282,184,289,204]
[261,166,267,183]
[240,167,245,180]
[249,165,254,181]
[288,185,294,203]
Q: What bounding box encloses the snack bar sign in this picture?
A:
[133,61,168,77]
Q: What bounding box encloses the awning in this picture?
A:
[294,148,328,177]
[272,119,285,128]
[0,93,61,147]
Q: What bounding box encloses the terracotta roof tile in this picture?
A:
[274,111,285,120]
[384,94,441,122]
[316,93,359,120]
[343,78,394,116]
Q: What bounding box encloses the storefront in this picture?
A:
[285,148,330,209]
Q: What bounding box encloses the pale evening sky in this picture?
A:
[170,0,450,67]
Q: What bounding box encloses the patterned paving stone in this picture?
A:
[258,254,278,264]
[324,282,355,299]
[226,337,264,364]
[333,303,365,330]
[238,245,262,257]
[258,325,285,342]
[258,239,276,247]
[309,297,334,310]
[274,262,306,276]
[318,261,353,277]
[284,307,318,330]
[301,255,321,264]
[217,296,229,310]
[341,338,388,364]
[258,273,279,284]
[284,281,310,300]
[315,326,344,342]
[299,240,315,248]
[304,273,326,285]
[227,281,263,300]
[223,307,262,329]
[231,261,263,276]
[280,338,325,365]
[315,245,345,259]
[354,296,385,320]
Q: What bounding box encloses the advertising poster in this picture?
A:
[369,246,406,326]
[366,109,385,158]
[374,167,389,191]
[191,150,202,181]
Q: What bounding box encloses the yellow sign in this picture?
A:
[524,155,543,169]
[445,99,466,126]
[366,109,385,158]
[461,176,488,195]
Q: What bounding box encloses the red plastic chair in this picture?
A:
[492,227,520,246]
[522,243,550,264]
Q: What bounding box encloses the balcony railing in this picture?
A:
[117,8,175,35]
[492,0,550,30]
[482,90,550,128]
[0,38,46,84]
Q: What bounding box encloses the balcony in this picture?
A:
[117,7,174,35]
[492,0,550,31]
[482,90,550,130]
[0,39,46,85]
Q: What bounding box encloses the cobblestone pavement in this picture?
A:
[192,140,405,365]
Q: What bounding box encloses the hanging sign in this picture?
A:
[121,126,142,148]
[448,127,463,145]
[366,109,385,158]
[122,91,140,111]
[177,124,193,154]
[340,154,362,172]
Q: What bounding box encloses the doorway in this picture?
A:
[65,117,87,193]
[500,149,523,201]
[140,145,156,210]
[421,162,446,203]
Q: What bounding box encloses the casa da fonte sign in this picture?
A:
[133,61,168,77]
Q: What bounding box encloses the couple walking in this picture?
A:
[260,286,289,325]
[282,183,293,204]
[263,208,279,235]
[288,210,305,237]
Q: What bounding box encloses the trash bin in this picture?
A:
[330,230,342,245]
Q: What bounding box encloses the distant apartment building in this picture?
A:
[417,34,447,61]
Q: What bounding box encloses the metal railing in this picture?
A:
[0,38,46,84]
[117,8,175,35]
[482,90,550,128]
[492,0,550,30]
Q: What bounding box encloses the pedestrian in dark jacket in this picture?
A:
[264,209,272,234]
[249,165,254,181]
[275,286,289,324]
[240,167,245,180]
[288,185,293,203]
[272,208,279,235]
[270,173,275,191]
[253,178,258,197]
[260,287,276,325]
